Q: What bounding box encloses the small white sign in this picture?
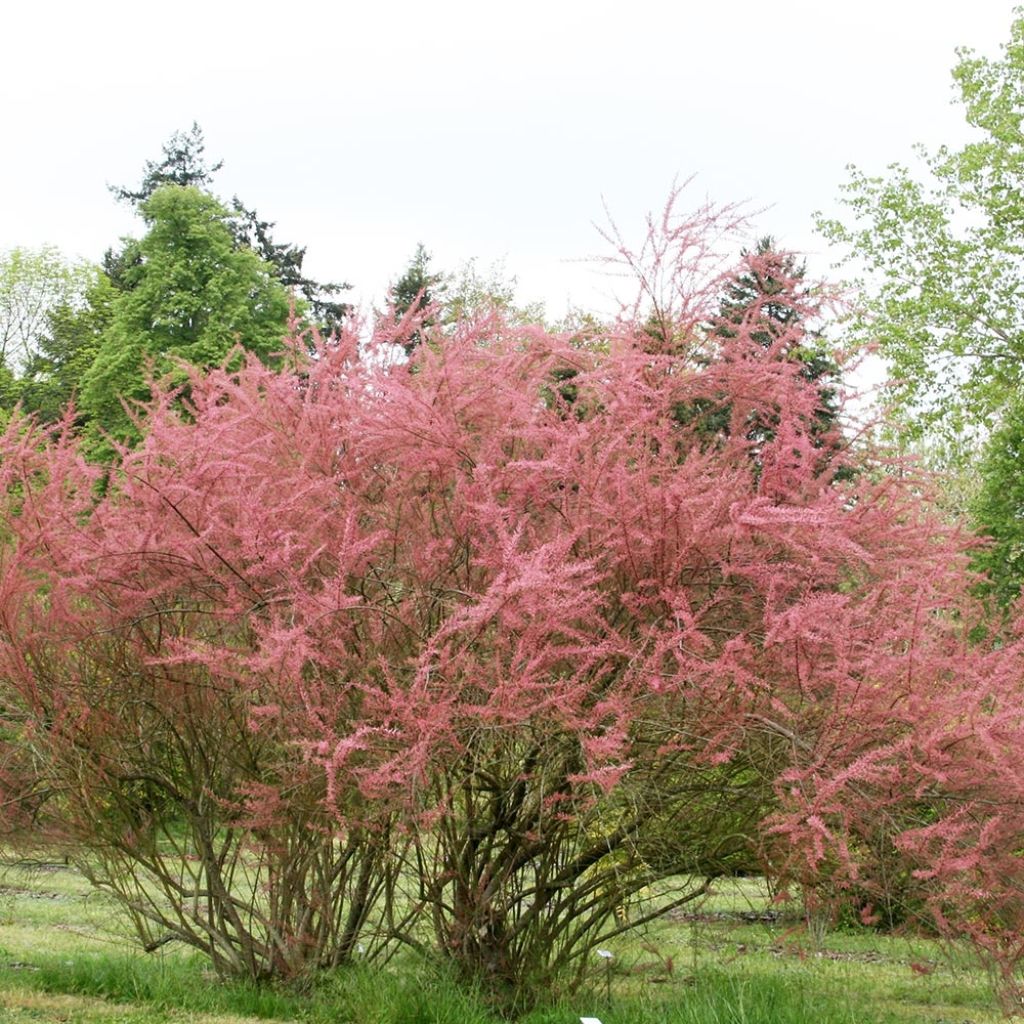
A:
[596,948,614,959]
[580,1018,604,1024]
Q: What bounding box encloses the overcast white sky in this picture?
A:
[1,0,1017,319]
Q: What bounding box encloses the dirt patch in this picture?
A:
[0,885,68,901]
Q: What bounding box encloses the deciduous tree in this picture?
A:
[17,269,115,425]
[0,247,93,382]
[818,9,1024,600]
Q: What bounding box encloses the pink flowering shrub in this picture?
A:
[0,191,1022,1007]
[0,348,400,979]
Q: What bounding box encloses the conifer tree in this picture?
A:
[80,185,292,454]
[17,270,115,425]
[670,238,844,476]
[714,238,841,446]
[110,123,351,332]
[391,243,445,355]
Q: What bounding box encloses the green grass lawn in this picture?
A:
[0,859,1005,1024]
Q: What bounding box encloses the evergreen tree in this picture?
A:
[715,237,840,438]
[391,243,445,356]
[109,122,223,204]
[19,271,116,425]
[674,238,842,471]
[80,186,292,455]
[111,124,350,332]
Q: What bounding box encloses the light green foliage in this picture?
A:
[819,9,1024,602]
[443,257,547,326]
[18,269,115,424]
[390,249,548,357]
[0,247,94,384]
[973,397,1024,605]
[819,9,1024,456]
[112,124,350,333]
[0,364,16,420]
[79,186,293,450]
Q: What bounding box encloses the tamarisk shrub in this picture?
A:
[0,337,401,980]
[352,209,993,1005]
[1,189,1022,1009]
[768,588,1024,1014]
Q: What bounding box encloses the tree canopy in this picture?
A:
[818,14,1024,452]
[389,243,445,355]
[111,124,351,332]
[109,121,224,205]
[0,246,94,379]
[80,185,292,452]
[818,8,1024,602]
